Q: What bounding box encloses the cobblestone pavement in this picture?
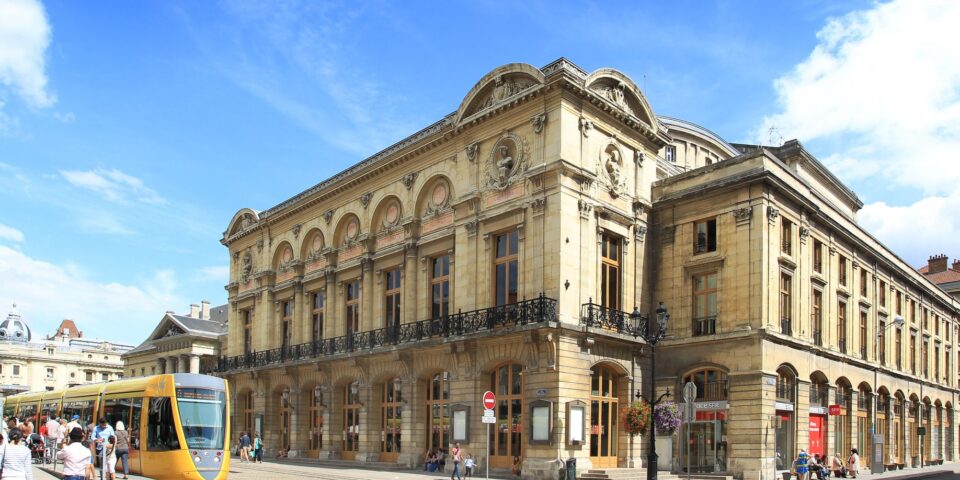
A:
[228,460,510,479]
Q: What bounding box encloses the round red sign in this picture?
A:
[482,390,496,410]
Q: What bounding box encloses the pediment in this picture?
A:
[455,63,545,124]
[585,69,655,128]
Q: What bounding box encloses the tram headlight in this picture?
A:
[194,456,202,463]
[214,456,221,463]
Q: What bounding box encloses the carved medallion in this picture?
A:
[425,181,450,216]
[311,234,323,253]
[599,140,626,197]
[485,132,529,191]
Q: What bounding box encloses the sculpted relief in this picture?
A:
[240,249,253,284]
[481,75,536,109]
[600,140,627,197]
[485,132,529,190]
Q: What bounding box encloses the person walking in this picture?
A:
[464,453,475,478]
[239,431,251,462]
[795,449,810,480]
[45,414,60,463]
[58,418,69,448]
[450,442,463,480]
[65,415,81,435]
[847,449,860,479]
[1,428,36,480]
[253,432,263,463]
[58,427,93,480]
[114,421,131,479]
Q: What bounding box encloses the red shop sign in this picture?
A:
[828,404,841,416]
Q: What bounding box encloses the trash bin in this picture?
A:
[565,457,577,480]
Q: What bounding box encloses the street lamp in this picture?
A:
[632,302,672,480]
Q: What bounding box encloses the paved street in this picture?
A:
[228,460,511,480]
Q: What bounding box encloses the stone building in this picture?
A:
[919,255,960,300]
[0,305,133,397]
[122,301,227,377]
[210,58,960,479]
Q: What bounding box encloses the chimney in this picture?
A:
[201,300,211,320]
[189,303,200,319]
[165,310,175,315]
[928,254,948,273]
[953,259,960,272]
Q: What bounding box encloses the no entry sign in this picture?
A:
[483,390,497,410]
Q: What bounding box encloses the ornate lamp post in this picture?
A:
[632,302,671,480]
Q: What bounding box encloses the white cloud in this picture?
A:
[0,245,182,344]
[61,168,167,206]
[0,223,24,242]
[0,0,55,107]
[197,265,229,282]
[757,0,960,262]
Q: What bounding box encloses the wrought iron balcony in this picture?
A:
[209,294,557,374]
[696,380,728,401]
[780,317,792,335]
[580,302,648,337]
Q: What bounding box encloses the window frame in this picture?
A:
[693,218,717,255]
[493,230,520,307]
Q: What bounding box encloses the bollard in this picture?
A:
[565,457,577,480]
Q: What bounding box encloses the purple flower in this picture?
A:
[653,402,682,435]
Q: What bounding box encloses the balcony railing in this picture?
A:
[697,381,728,401]
[693,316,717,336]
[776,380,794,402]
[809,385,829,407]
[210,294,557,374]
[580,302,648,337]
[780,318,792,335]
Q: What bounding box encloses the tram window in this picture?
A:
[130,398,142,450]
[147,397,180,451]
[62,400,95,427]
[103,398,132,430]
[176,388,227,450]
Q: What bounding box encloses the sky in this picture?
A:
[1,0,959,344]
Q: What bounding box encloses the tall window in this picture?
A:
[838,301,848,354]
[860,311,869,359]
[243,309,253,355]
[312,292,325,343]
[775,367,796,468]
[780,272,792,335]
[426,372,451,453]
[781,219,793,255]
[590,366,620,463]
[600,234,622,310]
[309,390,322,452]
[694,218,717,254]
[281,301,293,350]
[693,272,718,336]
[431,256,450,319]
[935,344,941,380]
[879,319,887,364]
[490,363,523,467]
[922,337,929,377]
[896,291,903,315]
[665,145,676,163]
[343,383,361,458]
[381,381,402,458]
[494,231,519,306]
[879,281,887,308]
[923,308,929,331]
[860,270,869,297]
[345,280,361,337]
[839,255,848,287]
[812,290,823,346]
[241,391,254,436]
[384,268,402,329]
[813,240,823,274]
[910,331,917,374]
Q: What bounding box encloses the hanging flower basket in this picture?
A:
[621,401,651,436]
[654,402,682,435]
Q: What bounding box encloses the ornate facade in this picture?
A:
[211,58,960,479]
[0,306,132,397]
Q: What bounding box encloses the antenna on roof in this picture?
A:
[768,126,785,147]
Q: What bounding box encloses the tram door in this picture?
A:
[129,399,143,473]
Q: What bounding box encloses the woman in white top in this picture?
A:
[1,427,35,480]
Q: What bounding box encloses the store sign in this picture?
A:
[694,401,729,410]
[828,404,841,416]
[774,401,794,412]
[810,406,827,415]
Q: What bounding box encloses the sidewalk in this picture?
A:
[39,464,151,480]
[232,459,513,479]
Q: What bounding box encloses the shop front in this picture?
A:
[683,401,728,473]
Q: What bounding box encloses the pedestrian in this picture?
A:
[450,442,463,480]
[45,414,60,462]
[847,449,860,478]
[253,431,263,463]
[114,421,131,479]
[795,449,810,480]
[464,453,475,478]
[511,456,522,477]
[239,431,251,462]
[105,435,118,480]
[2,427,35,480]
[58,427,93,480]
[65,415,81,436]
[58,418,69,448]
[93,417,115,467]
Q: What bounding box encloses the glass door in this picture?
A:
[589,366,619,468]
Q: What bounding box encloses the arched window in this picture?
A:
[683,368,727,401]
[426,372,451,453]
[308,386,323,454]
[835,383,853,463]
[489,363,523,467]
[856,385,872,469]
[774,367,796,470]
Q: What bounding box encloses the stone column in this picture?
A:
[167,356,178,374]
[318,383,336,459]
[189,354,200,374]
[295,282,306,344]
[356,381,375,462]
[288,387,303,457]
[397,376,418,468]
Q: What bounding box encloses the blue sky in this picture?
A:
[2,0,958,344]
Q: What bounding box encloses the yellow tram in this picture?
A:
[3,373,230,480]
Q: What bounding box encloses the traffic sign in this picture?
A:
[683,382,697,403]
[482,390,497,410]
[482,408,496,424]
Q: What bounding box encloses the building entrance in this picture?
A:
[589,366,619,468]
[684,410,727,473]
[809,415,826,457]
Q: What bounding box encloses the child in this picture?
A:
[464,453,475,478]
[106,434,118,480]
